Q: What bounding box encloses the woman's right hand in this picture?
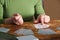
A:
[5,13,24,25]
[12,13,24,25]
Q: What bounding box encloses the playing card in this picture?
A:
[15,29,33,35]
[38,29,56,35]
[0,27,10,33]
[56,27,60,30]
[16,35,39,40]
[33,23,49,29]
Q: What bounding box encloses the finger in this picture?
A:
[33,16,38,24]
[5,18,13,24]
[15,21,20,25]
[13,19,20,25]
[44,15,50,23]
[40,15,45,25]
[34,20,38,24]
[18,18,23,25]
[36,15,41,23]
[15,21,23,25]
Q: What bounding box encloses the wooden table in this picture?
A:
[0,20,60,40]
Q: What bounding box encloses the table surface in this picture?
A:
[0,20,60,40]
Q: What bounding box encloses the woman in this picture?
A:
[0,0,50,25]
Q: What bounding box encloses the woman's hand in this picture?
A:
[5,13,23,25]
[12,14,23,25]
[34,14,50,25]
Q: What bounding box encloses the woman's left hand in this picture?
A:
[34,14,50,25]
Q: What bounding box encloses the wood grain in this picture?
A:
[0,20,60,40]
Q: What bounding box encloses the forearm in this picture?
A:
[4,18,14,24]
[0,18,11,24]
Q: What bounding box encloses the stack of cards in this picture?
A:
[0,27,10,33]
[16,35,39,40]
[15,29,33,35]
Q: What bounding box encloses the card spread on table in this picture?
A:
[38,29,56,35]
[0,27,10,33]
[56,27,60,30]
[15,29,33,35]
[16,35,39,40]
[33,23,50,29]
